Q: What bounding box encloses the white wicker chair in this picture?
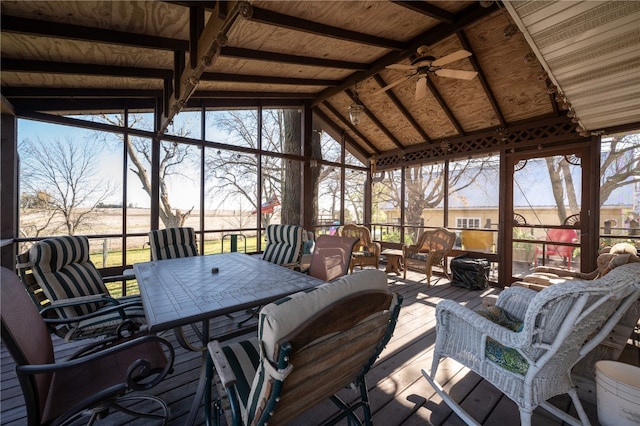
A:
[423,263,640,426]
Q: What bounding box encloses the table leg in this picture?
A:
[186,319,210,425]
[385,254,403,275]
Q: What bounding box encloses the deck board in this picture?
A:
[3,267,631,425]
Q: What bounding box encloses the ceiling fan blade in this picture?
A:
[373,74,413,96]
[431,49,472,67]
[434,68,478,80]
[386,64,416,70]
[415,75,427,101]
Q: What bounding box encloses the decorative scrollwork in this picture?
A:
[239,2,253,19]
[564,154,581,165]
[514,159,527,171]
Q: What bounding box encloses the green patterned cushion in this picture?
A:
[478,306,528,375]
[484,338,529,375]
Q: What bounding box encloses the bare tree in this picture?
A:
[600,133,640,205]
[19,137,115,236]
[205,109,308,227]
[97,114,196,227]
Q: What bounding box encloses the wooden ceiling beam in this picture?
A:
[2,58,172,79]
[426,79,464,136]
[391,1,455,24]
[193,91,313,99]
[160,1,250,134]
[201,72,339,86]
[456,30,506,127]
[312,2,498,106]
[247,6,405,50]
[1,87,163,98]
[373,74,431,143]
[0,15,188,51]
[220,47,368,70]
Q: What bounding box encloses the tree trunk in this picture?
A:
[281,110,301,225]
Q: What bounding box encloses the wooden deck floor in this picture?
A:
[2,267,636,425]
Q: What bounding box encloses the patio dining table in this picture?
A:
[134,251,324,424]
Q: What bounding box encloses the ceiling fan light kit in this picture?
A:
[377,46,478,100]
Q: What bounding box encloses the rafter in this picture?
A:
[456,30,506,127]
[0,15,188,51]
[426,79,464,136]
[160,1,250,134]
[391,1,455,24]
[312,2,498,106]
[345,89,404,150]
[373,74,431,143]
[247,6,405,50]
[220,47,368,70]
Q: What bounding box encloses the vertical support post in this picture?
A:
[1,100,18,269]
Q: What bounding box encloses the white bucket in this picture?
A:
[595,361,640,426]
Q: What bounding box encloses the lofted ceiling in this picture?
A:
[1,1,638,164]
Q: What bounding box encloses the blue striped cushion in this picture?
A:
[262,224,305,265]
[30,236,108,318]
[218,338,261,422]
[149,227,198,260]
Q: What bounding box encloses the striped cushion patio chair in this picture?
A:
[149,227,198,260]
[18,235,145,341]
[148,227,215,351]
[261,224,307,267]
[206,269,402,425]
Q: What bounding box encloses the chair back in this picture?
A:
[244,270,401,424]
[460,229,493,251]
[1,267,55,422]
[262,224,306,265]
[307,235,359,281]
[340,224,373,253]
[415,228,456,253]
[149,227,198,261]
[27,235,108,318]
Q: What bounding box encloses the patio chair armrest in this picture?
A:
[20,334,174,391]
[41,299,142,324]
[47,294,110,307]
[208,340,237,388]
[102,268,135,283]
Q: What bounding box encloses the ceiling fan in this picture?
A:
[376,46,478,100]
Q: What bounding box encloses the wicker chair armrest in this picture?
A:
[495,286,537,320]
[208,340,237,388]
[368,241,382,256]
[436,299,526,348]
[532,266,597,280]
[402,244,420,256]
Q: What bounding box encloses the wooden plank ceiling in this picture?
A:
[2,1,636,162]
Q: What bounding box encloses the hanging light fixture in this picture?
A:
[348,82,364,126]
